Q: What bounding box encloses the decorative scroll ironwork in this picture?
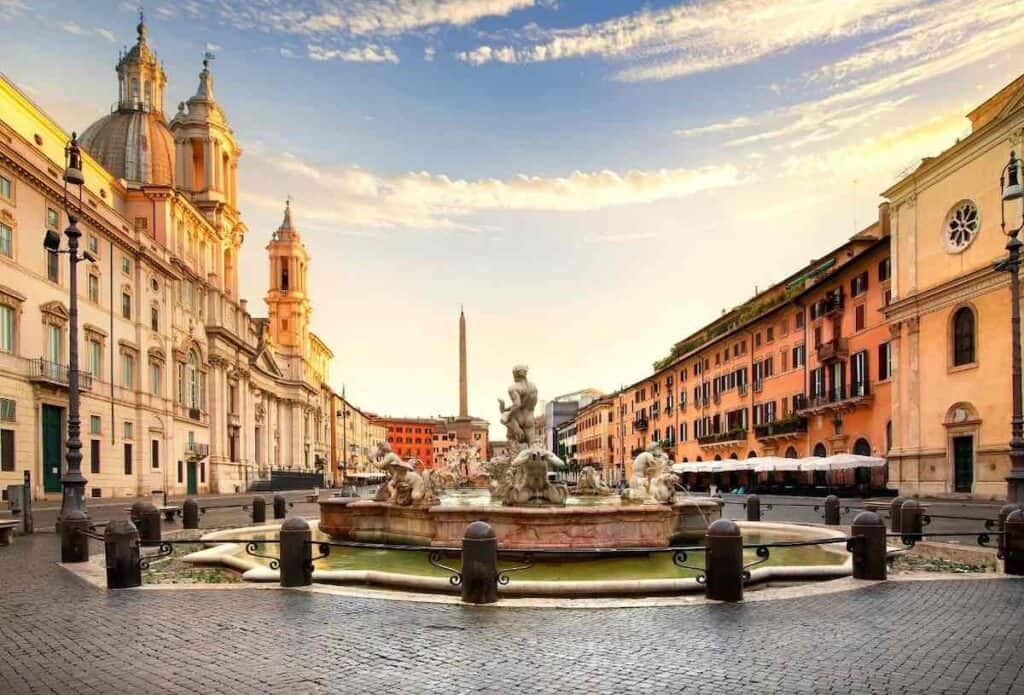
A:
[139,542,173,570]
[671,549,707,584]
[427,550,462,586]
[306,542,332,573]
[742,545,771,582]
[245,542,280,570]
[497,554,534,585]
[922,514,932,527]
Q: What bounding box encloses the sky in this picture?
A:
[3,0,1024,437]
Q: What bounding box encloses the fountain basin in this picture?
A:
[320,495,722,549]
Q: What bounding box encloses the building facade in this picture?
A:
[884,74,1024,499]
[332,398,387,482]
[377,417,439,468]
[575,397,613,472]
[0,20,335,500]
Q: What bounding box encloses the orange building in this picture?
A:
[612,210,892,482]
[375,417,440,469]
[575,397,614,471]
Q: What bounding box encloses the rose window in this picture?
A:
[944,201,979,253]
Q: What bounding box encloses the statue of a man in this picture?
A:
[498,365,538,446]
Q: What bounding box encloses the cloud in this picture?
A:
[95,27,116,42]
[307,44,399,63]
[457,0,921,80]
[423,45,436,62]
[61,21,84,35]
[205,42,221,53]
[675,116,754,138]
[240,148,740,232]
[0,0,24,20]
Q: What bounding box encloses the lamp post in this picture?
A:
[337,386,349,491]
[46,133,96,562]
[998,151,1024,503]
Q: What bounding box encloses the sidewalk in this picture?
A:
[25,488,317,512]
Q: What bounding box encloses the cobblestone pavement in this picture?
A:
[1,529,1023,695]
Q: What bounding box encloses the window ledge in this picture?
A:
[948,362,978,374]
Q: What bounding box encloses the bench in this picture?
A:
[0,519,18,546]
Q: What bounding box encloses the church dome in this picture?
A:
[79,110,175,186]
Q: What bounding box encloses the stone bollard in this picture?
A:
[279,517,313,587]
[104,520,141,589]
[851,511,887,580]
[900,498,923,541]
[252,496,267,524]
[1005,509,1024,576]
[705,518,744,602]
[824,495,841,526]
[130,501,162,547]
[888,497,906,533]
[182,498,199,530]
[273,494,288,520]
[745,494,761,522]
[998,504,1020,557]
[461,521,499,604]
[60,510,91,563]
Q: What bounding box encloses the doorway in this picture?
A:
[952,435,973,493]
[42,404,64,493]
[187,461,198,495]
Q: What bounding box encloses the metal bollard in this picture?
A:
[279,517,312,587]
[252,496,267,524]
[888,496,906,533]
[60,510,91,563]
[461,521,499,604]
[182,497,199,530]
[851,511,886,580]
[21,470,33,535]
[705,518,744,602]
[1004,509,1024,576]
[900,498,923,541]
[273,494,287,520]
[130,501,161,546]
[745,494,761,522]
[824,495,841,526]
[998,504,1019,558]
[104,520,142,589]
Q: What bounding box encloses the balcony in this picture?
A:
[28,358,93,391]
[698,429,747,448]
[754,416,808,441]
[185,443,210,460]
[824,292,844,316]
[816,337,849,363]
[633,417,649,431]
[799,382,872,414]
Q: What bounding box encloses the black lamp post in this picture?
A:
[998,151,1024,503]
[46,133,96,561]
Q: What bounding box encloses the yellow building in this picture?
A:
[885,73,1024,499]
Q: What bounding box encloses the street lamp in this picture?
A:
[47,133,95,562]
[998,151,1024,502]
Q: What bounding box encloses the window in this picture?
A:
[47,324,61,364]
[90,439,100,474]
[88,234,99,254]
[87,339,101,378]
[0,305,13,353]
[150,306,159,331]
[87,274,99,302]
[0,174,11,200]
[0,222,11,257]
[0,398,14,422]
[795,311,805,329]
[878,257,891,282]
[150,363,161,396]
[123,421,134,440]
[122,352,135,388]
[944,200,980,253]
[852,350,869,395]
[121,292,131,319]
[952,307,976,366]
[810,367,824,398]
[855,304,866,331]
[124,442,133,475]
[766,326,774,342]
[151,440,160,470]
[90,415,102,434]
[46,249,59,282]
[46,207,59,230]
[0,429,13,472]
[879,342,892,381]
[754,332,761,348]
[121,256,131,274]
[851,271,868,297]
[186,349,201,409]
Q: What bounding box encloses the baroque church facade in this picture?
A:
[0,18,334,500]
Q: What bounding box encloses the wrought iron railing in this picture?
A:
[28,358,93,390]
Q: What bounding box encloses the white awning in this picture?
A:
[820,454,887,470]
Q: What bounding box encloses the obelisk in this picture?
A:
[459,307,468,417]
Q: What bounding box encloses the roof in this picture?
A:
[79,109,175,186]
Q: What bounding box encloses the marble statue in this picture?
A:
[498,365,538,451]
[502,446,568,506]
[576,465,612,496]
[622,442,679,504]
[375,456,438,507]
[484,457,513,499]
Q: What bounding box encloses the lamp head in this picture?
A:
[1003,150,1023,203]
[63,132,85,187]
[81,249,98,264]
[43,229,61,252]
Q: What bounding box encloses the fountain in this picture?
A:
[319,365,723,548]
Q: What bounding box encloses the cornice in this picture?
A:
[884,262,1009,323]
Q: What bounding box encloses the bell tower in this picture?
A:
[265,200,311,356]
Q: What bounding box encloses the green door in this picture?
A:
[187,461,197,495]
[42,404,64,493]
[953,436,973,493]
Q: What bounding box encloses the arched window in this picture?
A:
[813,442,827,457]
[695,456,703,462]
[186,349,201,409]
[714,454,722,461]
[729,452,738,460]
[952,307,975,366]
[747,451,757,458]
[784,446,798,458]
[853,438,871,456]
